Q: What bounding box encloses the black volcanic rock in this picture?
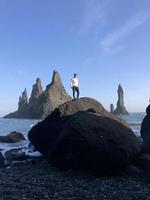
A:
[141,104,150,153]
[4,70,71,119]
[28,97,140,175]
[110,104,114,113]
[18,88,28,111]
[0,131,25,143]
[28,78,43,118]
[29,78,43,104]
[114,84,129,115]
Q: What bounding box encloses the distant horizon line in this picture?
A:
[0,111,146,118]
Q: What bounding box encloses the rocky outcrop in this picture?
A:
[110,104,114,113]
[133,153,150,173]
[18,88,28,113]
[28,97,140,175]
[35,70,71,119]
[0,131,25,143]
[141,104,150,153]
[114,84,129,115]
[29,78,43,104]
[27,78,43,118]
[4,70,71,119]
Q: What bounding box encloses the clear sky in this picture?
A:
[0,0,150,116]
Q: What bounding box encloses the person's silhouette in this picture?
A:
[70,73,80,99]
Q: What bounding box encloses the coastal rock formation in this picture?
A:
[35,70,71,118]
[27,78,43,118]
[18,89,28,112]
[28,97,140,175]
[110,104,114,113]
[141,104,150,153]
[4,70,71,119]
[0,131,25,143]
[114,84,129,115]
[29,78,43,104]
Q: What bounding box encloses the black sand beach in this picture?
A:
[0,160,150,200]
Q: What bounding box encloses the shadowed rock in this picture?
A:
[28,97,140,175]
[141,104,150,153]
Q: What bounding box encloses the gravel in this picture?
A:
[0,160,150,200]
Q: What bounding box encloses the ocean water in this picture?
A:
[121,112,145,137]
[0,118,38,153]
[0,113,145,152]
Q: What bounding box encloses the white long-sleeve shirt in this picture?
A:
[71,77,79,87]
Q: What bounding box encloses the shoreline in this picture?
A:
[0,160,150,200]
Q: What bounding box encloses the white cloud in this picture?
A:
[80,0,110,36]
[100,12,150,52]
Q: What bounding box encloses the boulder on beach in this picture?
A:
[0,152,5,167]
[133,153,150,173]
[5,148,27,166]
[141,104,150,153]
[0,131,25,143]
[28,97,140,175]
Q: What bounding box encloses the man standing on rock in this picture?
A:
[71,73,80,99]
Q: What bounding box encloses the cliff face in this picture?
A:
[114,84,129,115]
[4,70,71,119]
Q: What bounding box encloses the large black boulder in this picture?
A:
[141,104,150,153]
[49,111,140,175]
[28,97,127,156]
[28,97,140,175]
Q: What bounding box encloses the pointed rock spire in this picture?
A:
[114,84,129,115]
[52,70,62,85]
[29,78,43,104]
[46,70,64,89]
[4,70,71,119]
[18,88,28,112]
[22,88,28,104]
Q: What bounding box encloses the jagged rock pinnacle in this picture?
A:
[114,84,129,115]
[29,78,43,103]
[4,70,71,119]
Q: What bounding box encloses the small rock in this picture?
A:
[133,153,150,172]
[0,152,5,167]
[0,131,25,143]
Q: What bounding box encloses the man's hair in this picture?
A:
[74,73,77,76]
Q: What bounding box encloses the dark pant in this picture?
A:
[72,86,79,99]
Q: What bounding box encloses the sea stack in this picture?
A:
[110,104,114,113]
[4,70,71,119]
[35,70,71,118]
[18,88,28,113]
[114,84,129,115]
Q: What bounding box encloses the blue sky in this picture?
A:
[0,0,150,116]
